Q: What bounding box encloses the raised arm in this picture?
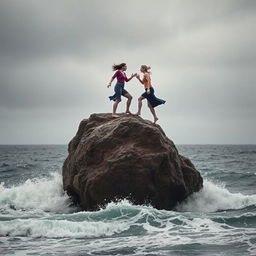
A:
[136,74,144,85]
[125,73,136,82]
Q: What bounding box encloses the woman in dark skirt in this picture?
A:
[107,63,136,118]
[135,65,165,123]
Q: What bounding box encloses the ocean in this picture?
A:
[0,144,256,256]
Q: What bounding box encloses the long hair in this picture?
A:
[112,63,126,71]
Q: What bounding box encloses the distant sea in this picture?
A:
[0,144,256,256]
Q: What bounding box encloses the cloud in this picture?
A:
[0,0,255,143]
[1,0,255,62]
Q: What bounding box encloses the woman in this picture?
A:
[135,65,165,123]
[107,63,136,118]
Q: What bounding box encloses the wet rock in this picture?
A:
[63,113,203,211]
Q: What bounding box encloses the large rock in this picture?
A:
[63,113,203,211]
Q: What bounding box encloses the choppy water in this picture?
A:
[0,144,256,256]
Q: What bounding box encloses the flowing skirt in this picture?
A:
[141,87,166,108]
[109,82,129,101]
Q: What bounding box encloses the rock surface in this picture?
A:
[63,113,203,211]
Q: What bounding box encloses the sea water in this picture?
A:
[0,145,256,256]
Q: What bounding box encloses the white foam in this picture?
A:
[177,179,256,212]
[101,199,135,210]
[0,218,129,238]
[2,172,255,215]
[0,172,75,214]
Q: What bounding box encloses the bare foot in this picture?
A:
[154,116,159,123]
[125,111,132,115]
[135,112,141,116]
[112,114,119,118]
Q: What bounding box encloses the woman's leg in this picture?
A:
[136,96,145,115]
[147,101,159,123]
[123,93,133,114]
[112,98,121,117]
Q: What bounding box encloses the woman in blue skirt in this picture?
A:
[107,63,136,118]
[135,65,166,123]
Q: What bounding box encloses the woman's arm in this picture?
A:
[141,73,150,94]
[136,74,144,84]
[125,73,136,82]
[107,77,114,88]
[107,71,118,88]
[144,73,151,93]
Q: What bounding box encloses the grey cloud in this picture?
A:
[0,0,170,63]
[1,0,255,63]
[0,61,101,109]
[0,0,255,144]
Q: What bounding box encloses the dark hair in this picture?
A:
[112,63,126,71]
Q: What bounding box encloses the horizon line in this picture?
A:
[0,143,256,146]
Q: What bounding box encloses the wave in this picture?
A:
[1,205,255,256]
[1,171,256,216]
[0,172,76,214]
[0,163,9,167]
[2,200,253,240]
[0,200,229,239]
[0,217,129,238]
[0,189,255,240]
[0,200,157,238]
[213,213,256,227]
[237,150,256,155]
[176,179,256,212]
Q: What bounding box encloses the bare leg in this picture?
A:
[112,98,121,117]
[147,102,159,123]
[123,93,133,114]
[136,96,145,115]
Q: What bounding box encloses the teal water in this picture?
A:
[0,145,256,256]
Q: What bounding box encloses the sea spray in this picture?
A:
[176,179,256,212]
[0,172,75,214]
[1,172,256,215]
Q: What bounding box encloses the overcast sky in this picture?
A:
[0,0,255,144]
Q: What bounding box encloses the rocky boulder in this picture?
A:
[63,113,203,211]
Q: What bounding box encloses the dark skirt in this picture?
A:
[109,82,129,101]
[141,87,166,108]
